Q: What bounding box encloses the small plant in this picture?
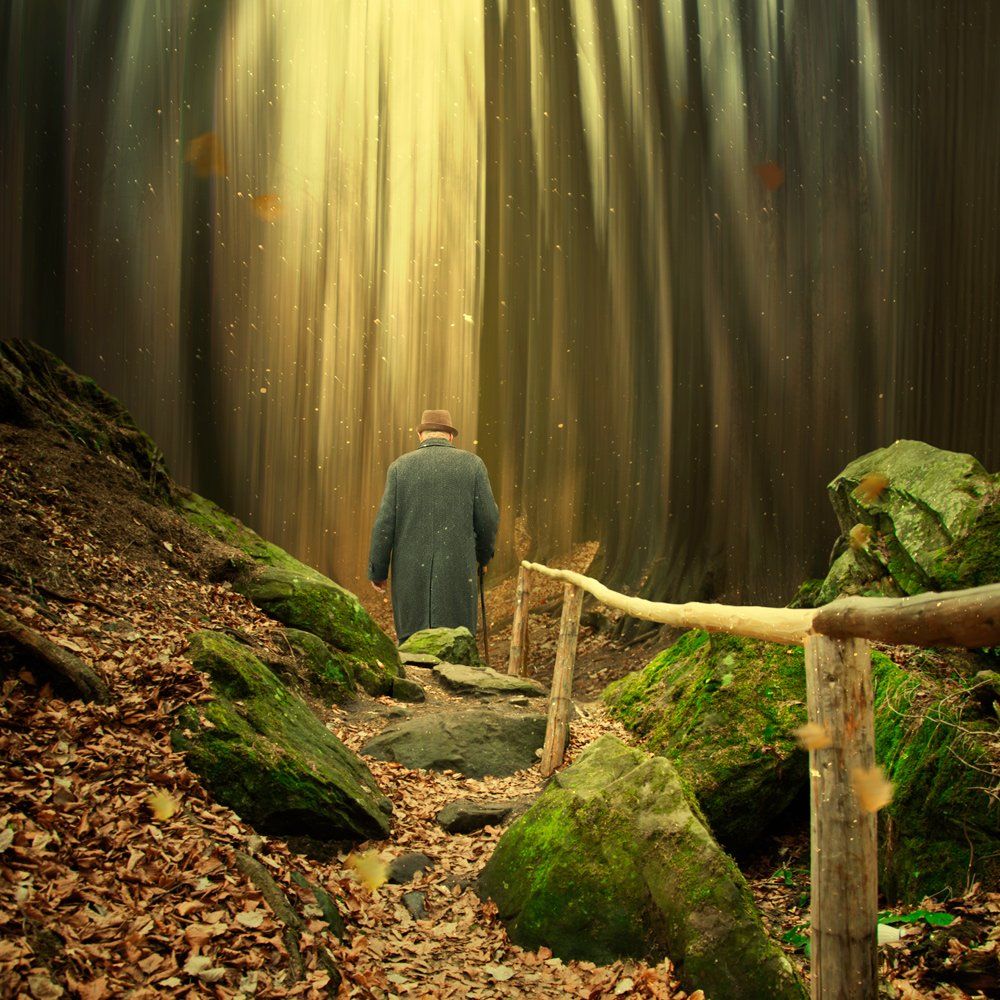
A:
[878,908,955,929]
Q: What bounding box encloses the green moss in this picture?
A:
[238,567,401,695]
[171,631,391,840]
[279,628,357,704]
[928,489,1000,590]
[398,627,480,666]
[872,653,999,900]
[480,736,805,999]
[177,491,324,579]
[604,630,807,854]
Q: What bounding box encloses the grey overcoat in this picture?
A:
[367,438,500,642]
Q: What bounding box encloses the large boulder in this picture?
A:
[813,440,1000,604]
[605,631,999,900]
[603,629,808,855]
[872,652,999,900]
[172,631,392,840]
[479,736,805,1000]
[432,661,545,698]
[361,709,546,778]
[236,566,401,696]
[399,627,480,666]
[276,627,358,704]
[177,490,402,696]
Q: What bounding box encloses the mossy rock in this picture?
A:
[479,735,805,1000]
[817,440,1000,602]
[604,630,999,899]
[172,631,391,840]
[603,629,809,855]
[872,652,999,900]
[399,627,480,666]
[0,338,170,494]
[236,566,401,696]
[278,628,357,704]
[176,490,325,580]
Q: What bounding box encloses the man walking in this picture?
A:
[368,409,500,644]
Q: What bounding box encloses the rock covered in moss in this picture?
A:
[432,661,545,698]
[399,627,480,666]
[478,735,805,1000]
[361,709,546,778]
[172,631,391,840]
[277,628,357,704]
[812,440,1000,604]
[873,653,999,900]
[391,675,426,703]
[603,629,808,855]
[604,630,999,900]
[237,566,401,696]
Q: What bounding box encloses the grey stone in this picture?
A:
[433,661,545,698]
[399,626,481,666]
[387,851,435,884]
[391,675,426,703]
[361,710,548,778]
[399,651,441,669]
[403,891,427,920]
[436,799,514,834]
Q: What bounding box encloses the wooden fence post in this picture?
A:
[539,583,584,777]
[804,634,878,1000]
[507,564,531,677]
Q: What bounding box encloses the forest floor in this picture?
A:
[1,423,996,999]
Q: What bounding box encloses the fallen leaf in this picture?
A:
[236,910,265,928]
[852,765,893,813]
[0,826,13,852]
[484,964,515,982]
[28,974,64,1000]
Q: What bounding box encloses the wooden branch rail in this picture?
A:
[518,558,1000,1000]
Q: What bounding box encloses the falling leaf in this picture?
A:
[793,722,832,751]
[346,849,389,891]
[146,790,179,821]
[852,765,893,813]
[185,133,226,178]
[251,194,282,222]
[236,910,265,928]
[849,523,873,551]
[755,161,785,191]
[854,473,890,504]
[462,313,474,324]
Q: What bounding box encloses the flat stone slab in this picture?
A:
[433,662,546,698]
[437,799,515,834]
[361,710,547,778]
[399,652,441,669]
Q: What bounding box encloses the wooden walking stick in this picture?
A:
[479,565,491,667]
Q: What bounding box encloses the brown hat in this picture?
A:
[417,408,458,436]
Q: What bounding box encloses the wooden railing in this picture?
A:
[507,560,1000,1000]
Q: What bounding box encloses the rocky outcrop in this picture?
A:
[0,338,169,494]
[479,736,805,1000]
[399,627,480,666]
[432,661,545,698]
[810,440,1000,605]
[172,631,392,840]
[361,710,546,778]
[605,630,1000,900]
[603,629,808,856]
[277,627,358,704]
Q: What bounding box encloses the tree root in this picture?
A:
[0,607,112,703]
